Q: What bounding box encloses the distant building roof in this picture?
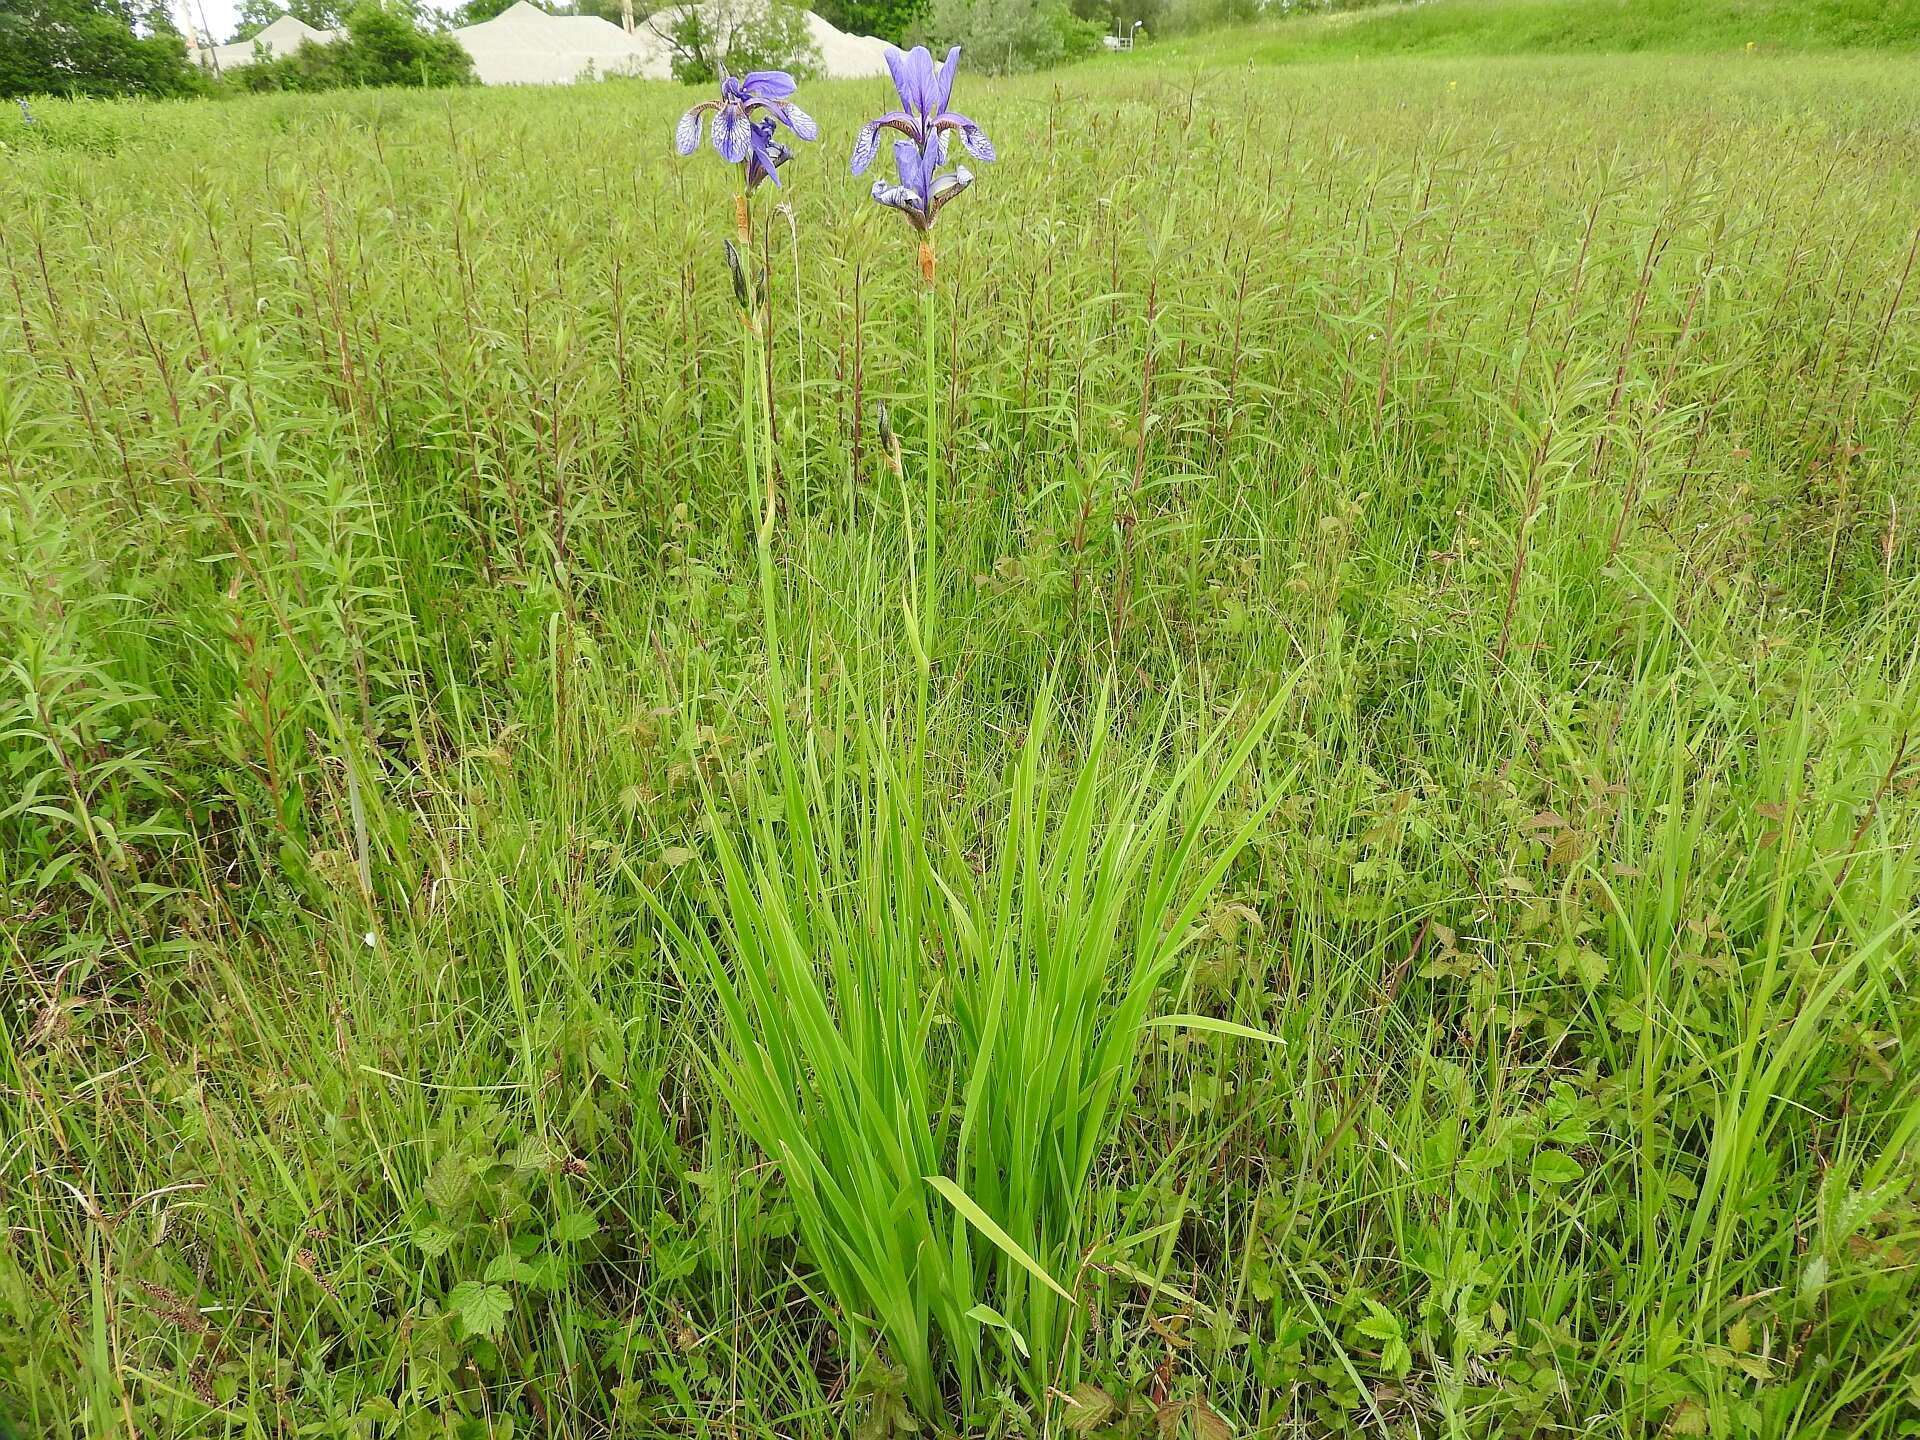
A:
[197,1,891,85]
[201,14,341,72]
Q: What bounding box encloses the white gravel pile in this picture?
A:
[455,1,671,83]
[200,0,889,86]
[199,14,341,73]
[801,10,891,77]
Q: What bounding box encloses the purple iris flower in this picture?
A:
[675,68,818,166]
[849,45,995,179]
[744,118,793,192]
[869,136,973,233]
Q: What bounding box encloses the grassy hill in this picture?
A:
[1149,0,1920,63]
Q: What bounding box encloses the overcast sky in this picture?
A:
[181,0,245,45]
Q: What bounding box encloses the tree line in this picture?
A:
[1,0,1230,101]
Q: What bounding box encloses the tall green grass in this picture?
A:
[1,48,1917,1440]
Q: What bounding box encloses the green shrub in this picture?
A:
[225,1,475,92]
[922,0,1101,72]
[0,0,208,99]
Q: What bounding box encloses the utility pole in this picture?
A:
[177,0,204,58]
[196,0,225,74]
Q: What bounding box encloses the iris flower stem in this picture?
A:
[922,274,938,687]
[738,190,790,772]
[909,266,939,903]
[756,316,787,761]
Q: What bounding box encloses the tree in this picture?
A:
[650,0,821,84]
[921,0,1098,73]
[229,0,474,87]
[226,0,351,40]
[230,0,286,40]
[811,0,921,43]
[1068,0,1164,43]
[452,0,527,23]
[0,0,207,97]
[564,0,629,22]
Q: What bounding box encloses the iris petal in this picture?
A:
[741,69,797,99]
[850,122,882,176]
[674,106,705,157]
[851,112,914,175]
[883,46,916,113]
[929,165,973,218]
[885,44,938,117]
[937,113,995,162]
[932,47,959,116]
[892,138,931,196]
[883,45,913,112]
[712,105,750,164]
[781,102,819,142]
[870,178,927,228]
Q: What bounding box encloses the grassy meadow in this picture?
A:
[3,33,1920,1440]
[1146,0,1920,65]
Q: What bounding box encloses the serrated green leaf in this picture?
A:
[484,1250,536,1284]
[1799,1254,1829,1301]
[411,1221,456,1257]
[448,1280,512,1340]
[1061,1383,1116,1433]
[1356,1304,1401,1342]
[422,1154,472,1212]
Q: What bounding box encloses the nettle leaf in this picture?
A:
[1062,1383,1116,1434]
[485,1249,538,1284]
[1155,1398,1232,1440]
[411,1221,457,1257]
[448,1280,512,1340]
[1530,1149,1584,1186]
[1668,1399,1708,1437]
[510,1135,557,1174]
[1189,1400,1234,1440]
[422,1153,474,1213]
